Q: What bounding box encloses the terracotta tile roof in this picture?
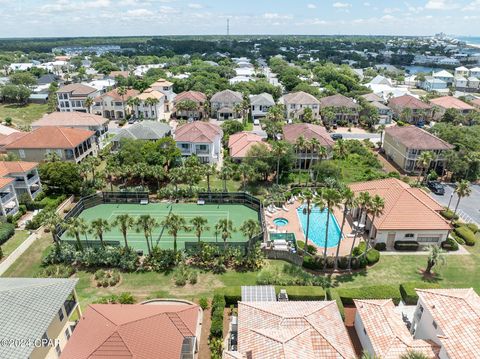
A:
[0,177,14,189]
[175,121,222,143]
[0,132,27,150]
[174,91,207,104]
[472,98,480,107]
[61,303,200,359]
[32,112,108,128]
[429,96,475,110]
[416,288,480,359]
[227,301,356,359]
[283,123,335,148]
[0,161,38,177]
[319,94,360,109]
[136,89,165,101]
[151,78,173,87]
[96,88,139,102]
[385,126,453,150]
[354,299,440,358]
[56,83,97,96]
[109,71,130,78]
[388,95,432,110]
[228,132,266,158]
[5,127,94,149]
[362,93,384,103]
[349,178,451,231]
[211,89,243,103]
[282,91,320,105]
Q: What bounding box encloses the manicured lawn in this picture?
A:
[0,103,49,127]
[0,230,29,263]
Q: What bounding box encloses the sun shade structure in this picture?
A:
[241,286,276,302]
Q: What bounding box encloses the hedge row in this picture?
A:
[210,293,225,339]
[0,223,15,245]
[440,209,459,220]
[399,282,440,305]
[454,226,476,246]
[327,288,345,320]
[336,285,402,305]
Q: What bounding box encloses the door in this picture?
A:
[387,233,396,250]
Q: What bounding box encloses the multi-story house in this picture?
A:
[174,122,222,164]
[429,96,475,120]
[0,161,41,216]
[132,89,166,120]
[388,95,432,125]
[361,93,393,124]
[470,67,480,78]
[0,278,81,359]
[92,88,139,120]
[454,66,469,77]
[250,93,275,120]
[111,121,172,150]
[410,288,480,358]
[383,125,453,174]
[150,78,176,111]
[432,70,454,86]
[420,76,448,92]
[56,84,98,113]
[5,127,96,163]
[318,93,360,124]
[210,89,243,120]
[280,91,320,120]
[172,91,207,120]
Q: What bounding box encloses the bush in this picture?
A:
[327,289,345,320]
[374,242,387,251]
[297,240,317,255]
[467,223,479,234]
[94,292,135,304]
[199,297,209,310]
[0,223,15,245]
[217,287,241,306]
[441,237,459,251]
[143,247,180,272]
[451,232,465,245]
[352,242,366,256]
[394,241,419,251]
[454,227,476,246]
[210,293,226,339]
[337,285,402,305]
[440,209,458,220]
[302,255,323,270]
[38,264,75,278]
[366,249,380,265]
[275,286,326,300]
[399,282,440,305]
[94,269,121,287]
[173,265,196,287]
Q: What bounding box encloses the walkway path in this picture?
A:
[381,245,470,256]
[0,231,40,276]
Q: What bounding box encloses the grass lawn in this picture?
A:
[0,230,29,263]
[0,103,49,127]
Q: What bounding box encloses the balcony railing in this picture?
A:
[0,192,15,203]
[195,149,210,155]
[64,299,77,316]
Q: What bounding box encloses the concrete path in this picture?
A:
[0,231,40,276]
[381,245,470,256]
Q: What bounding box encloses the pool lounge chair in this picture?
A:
[282,205,289,212]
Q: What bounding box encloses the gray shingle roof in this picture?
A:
[112,121,172,142]
[0,278,78,359]
[211,89,243,103]
[250,93,275,106]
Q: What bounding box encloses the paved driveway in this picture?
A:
[430,183,480,225]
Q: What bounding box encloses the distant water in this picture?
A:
[457,36,480,46]
[405,65,441,74]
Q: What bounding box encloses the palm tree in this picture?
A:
[399,351,429,359]
[168,167,184,193]
[145,97,160,119]
[416,151,434,184]
[452,180,472,221]
[365,195,385,254]
[162,213,189,254]
[334,188,355,270]
[84,97,94,114]
[219,165,233,192]
[348,192,371,269]
[233,103,242,120]
[333,139,348,160]
[135,215,158,255]
[300,190,314,251]
[425,245,446,275]
[215,218,235,250]
[64,217,89,251]
[127,97,140,118]
[42,210,63,246]
[89,218,111,249]
[294,136,306,175]
[271,141,290,185]
[190,216,209,243]
[318,188,342,268]
[240,219,261,249]
[150,165,165,190]
[238,163,252,191]
[377,124,386,148]
[203,164,217,192]
[308,137,321,170]
[113,214,134,249]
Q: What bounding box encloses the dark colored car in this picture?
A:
[428,181,445,195]
[330,133,343,141]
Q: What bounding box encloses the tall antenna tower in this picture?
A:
[227,18,230,36]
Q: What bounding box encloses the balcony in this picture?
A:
[0,192,15,203]
[195,149,210,155]
[64,299,77,316]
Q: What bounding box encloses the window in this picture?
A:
[181,144,190,150]
[405,233,414,238]
[58,308,64,321]
[419,305,424,313]
[417,236,440,243]
[432,320,438,329]
[65,328,70,340]
[55,344,61,357]
[19,149,25,159]
[199,145,207,150]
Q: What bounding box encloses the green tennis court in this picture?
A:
[60,203,259,251]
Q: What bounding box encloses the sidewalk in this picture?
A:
[380,245,470,256]
[0,231,40,276]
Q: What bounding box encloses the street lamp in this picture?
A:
[447,192,454,211]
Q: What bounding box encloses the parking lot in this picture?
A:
[430,183,480,225]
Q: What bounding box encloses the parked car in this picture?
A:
[428,181,445,195]
[330,133,343,140]
[253,119,260,126]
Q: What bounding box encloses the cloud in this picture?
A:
[363,2,371,6]
[384,7,401,13]
[263,13,292,20]
[307,3,316,8]
[41,0,111,12]
[333,2,351,8]
[188,3,203,9]
[126,8,153,17]
[425,0,459,10]
[462,0,480,11]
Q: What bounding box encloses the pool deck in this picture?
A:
[265,200,357,256]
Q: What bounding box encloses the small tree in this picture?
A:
[135,215,158,255]
[215,219,235,250]
[425,245,446,275]
[400,351,429,359]
[42,210,63,246]
[239,219,261,249]
[190,216,209,243]
[112,214,134,249]
[162,213,189,254]
[89,218,111,249]
[64,217,89,251]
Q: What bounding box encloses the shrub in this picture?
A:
[400,282,440,305]
[467,223,479,233]
[454,227,476,246]
[210,293,226,339]
[352,242,366,256]
[173,265,194,287]
[189,270,198,285]
[337,256,349,269]
[95,292,135,304]
[337,285,402,305]
[302,255,322,270]
[143,247,180,272]
[327,289,345,320]
[0,246,3,260]
[440,209,458,220]
[0,223,15,245]
[275,286,326,300]
[297,240,317,255]
[199,297,209,310]
[374,242,387,251]
[366,249,380,265]
[394,241,419,251]
[94,269,121,287]
[441,237,459,251]
[38,264,75,278]
[451,232,465,245]
[217,287,241,306]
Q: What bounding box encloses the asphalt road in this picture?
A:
[430,183,480,225]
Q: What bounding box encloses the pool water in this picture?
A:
[273,218,289,226]
[296,206,342,248]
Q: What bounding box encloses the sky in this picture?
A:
[0,0,479,38]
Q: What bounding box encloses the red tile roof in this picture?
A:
[282,91,320,105]
[349,178,451,231]
[0,177,14,189]
[388,95,431,110]
[0,161,38,177]
[175,121,221,143]
[96,88,139,102]
[32,112,108,128]
[5,127,94,149]
[429,96,475,110]
[354,299,439,358]
[385,126,453,150]
[472,98,480,108]
[174,91,207,104]
[283,123,335,148]
[0,132,26,150]
[228,132,266,158]
[416,288,480,359]
[61,303,200,359]
[227,301,356,359]
[57,83,97,96]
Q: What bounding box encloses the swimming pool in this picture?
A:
[273,218,289,226]
[296,206,342,248]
